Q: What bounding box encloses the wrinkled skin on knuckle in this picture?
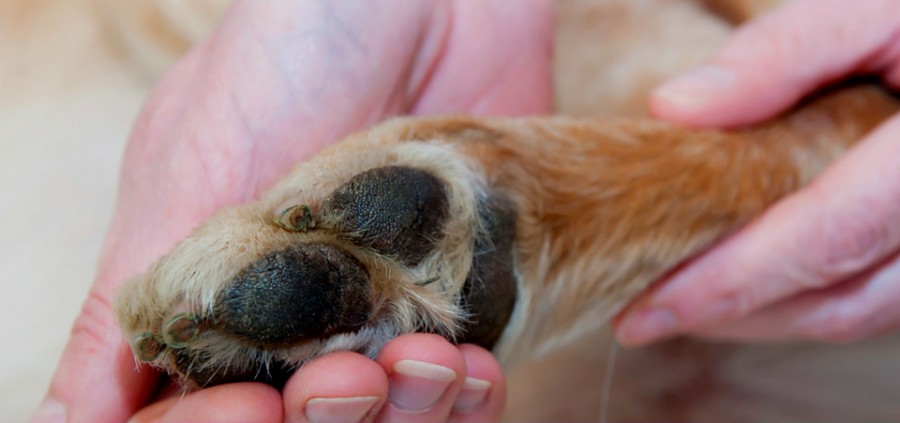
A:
[808,202,889,284]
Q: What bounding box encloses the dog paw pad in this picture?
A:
[213,243,372,347]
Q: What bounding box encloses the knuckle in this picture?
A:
[803,189,889,284]
[69,289,118,349]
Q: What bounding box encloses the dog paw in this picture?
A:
[115,138,518,388]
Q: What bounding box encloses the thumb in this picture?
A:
[33,280,158,422]
[32,184,194,422]
[650,0,900,127]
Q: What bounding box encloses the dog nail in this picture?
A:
[131,332,165,361]
[163,313,199,347]
[452,377,492,412]
[304,396,380,423]
[388,360,456,414]
[276,204,315,232]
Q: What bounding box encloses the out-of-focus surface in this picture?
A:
[0,1,223,420]
[2,4,135,422]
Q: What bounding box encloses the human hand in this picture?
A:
[127,335,506,423]
[616,0,900,346]
[33,1,552,422]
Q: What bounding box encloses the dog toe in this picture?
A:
[131,332,165,362]
[162,313,202,347]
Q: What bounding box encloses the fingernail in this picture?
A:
[653,65,735,110]
[452,377,492,413]
[31,397,67,423]
[618,308,679,344]
[388,360,456,414]
[304,396,380,423]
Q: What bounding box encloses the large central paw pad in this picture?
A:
[215,243,371,347]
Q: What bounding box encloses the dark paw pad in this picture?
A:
[213,243,371,347]
[458,193,518,349]
[324,166,449,265]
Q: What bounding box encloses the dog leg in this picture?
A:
[115,85,898,388]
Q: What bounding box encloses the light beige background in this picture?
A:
[1,2,149,420]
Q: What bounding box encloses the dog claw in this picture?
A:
[132,332,165,361]
[163,313,200,347]
[276,205,315,232]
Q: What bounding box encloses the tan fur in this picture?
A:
[102,0,900,421]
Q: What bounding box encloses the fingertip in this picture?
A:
[649,63,798,128]
[456,344,503,391]
[375,334,468,421]
[448,344,506,423]
[159,383,282,423]
[284,352,388,423]
[649,65,738,125]
[649,0,900,128]
[376,333,466,370]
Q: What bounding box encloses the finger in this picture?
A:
[447,344,506,423]
[142,383,282,423]
[127,396,179,423]
[283,351,388,423]
[616,115,900,346]
[33,290,159,423]
[411,0,554,117]
[374,334,468,423]
[125,379,184,423]
[650,0,900,127]
[692,251,900,342]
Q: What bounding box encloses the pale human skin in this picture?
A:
[32,1,553,422]
[617,0,900,345]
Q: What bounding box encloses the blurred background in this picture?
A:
[0,1,225,420]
